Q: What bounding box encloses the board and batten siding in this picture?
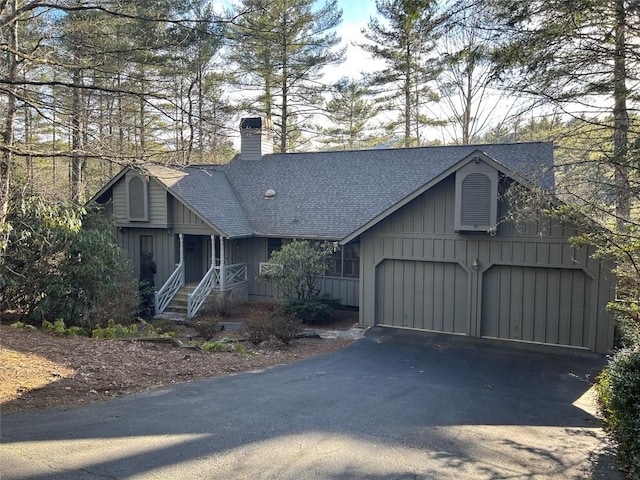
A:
[360,174,615,353]
[117,227,177,287]
[235,237,359,306]
[170,197,217,235]
[112,173,168,227]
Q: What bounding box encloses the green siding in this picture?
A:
[112,174,168,228]
[361,173,614,353]
[117,228,176,286]
[236,237,359,306]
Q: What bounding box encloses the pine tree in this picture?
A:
[360,0,442,147]
[226,0,344,152]
[489,0,639,230]
[318,77,380,150]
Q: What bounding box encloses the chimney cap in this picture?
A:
[240,117,273,130]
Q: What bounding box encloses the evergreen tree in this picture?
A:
[360,0,442,147]
[318,77,380,150]
[0,0,230,257]
[488,0,639,231]
[226,0,344,152]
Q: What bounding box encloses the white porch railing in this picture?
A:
[259,262,280,276]
[155,262,184,315]
[187,263,248,319]
[224,263,248,289]
[187,264,221,319]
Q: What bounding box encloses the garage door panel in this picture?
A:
[482,266,591,349]
[376,260,468,335]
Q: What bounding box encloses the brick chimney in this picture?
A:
[240,117,274,160]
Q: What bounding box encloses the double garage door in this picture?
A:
[375,260,592,349]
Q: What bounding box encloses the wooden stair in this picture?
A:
[162,285,196,316]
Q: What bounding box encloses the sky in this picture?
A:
[324,0,380,84]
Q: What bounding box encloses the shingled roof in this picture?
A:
[131,141,554,240]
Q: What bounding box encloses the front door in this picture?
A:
[184,235,204,284]
[140,235,154,276]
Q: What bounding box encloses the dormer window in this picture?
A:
[455,158,498,232]
[127,174,149,221]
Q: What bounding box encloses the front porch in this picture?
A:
[154,234,247,319]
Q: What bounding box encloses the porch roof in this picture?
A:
[147,164,254,238]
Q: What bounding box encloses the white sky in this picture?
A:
[323,0,381,84]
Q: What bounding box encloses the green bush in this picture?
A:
[596,346,640,478]
[201,338,246,353]
[283,298,333,325]
[0,195,138,329]
[10,322,37,331]
[259,240,333,299]
[92,320,140,339]
[42,319,87,336]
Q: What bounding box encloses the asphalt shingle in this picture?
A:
[149,142,554,240]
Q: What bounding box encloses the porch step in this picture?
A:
[162,285,196,315]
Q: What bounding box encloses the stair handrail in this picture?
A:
[187,264,221,319]
[155,262,184,315]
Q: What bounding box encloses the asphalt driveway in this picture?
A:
[0,327,623,479]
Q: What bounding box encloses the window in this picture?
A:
[326,242,359,278]
[342,243,360,278]
[127,174,149,221]
[267,238,283,257]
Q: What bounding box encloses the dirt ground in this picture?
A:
[0,303,360,413]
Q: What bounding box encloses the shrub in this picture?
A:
[42,319,87,336]
[283,298,333,325]
[0,195,138,329]
[188,316,221,341]
[244,314,273,345]
[596,347,640,478]
[259,240,333,299]
[269,310,302,345]
[92,320,140,339]
[243,307,303,345]
[10,322,37,331]
[151,319,177,337]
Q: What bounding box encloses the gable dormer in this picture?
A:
[126,171,149,222]
[454,156,498,232]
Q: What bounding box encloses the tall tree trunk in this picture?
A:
[1,0,19,255]
[462,55,474,144]
[197,63,204,162]
[71,67,83,203]
[280,58,288,153]
[613,0,630,233]
[404,63,411,147]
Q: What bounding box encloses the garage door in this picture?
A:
[481,266,591,348]
[375,260,468,334]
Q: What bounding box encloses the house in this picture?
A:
[91,117,615,353]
